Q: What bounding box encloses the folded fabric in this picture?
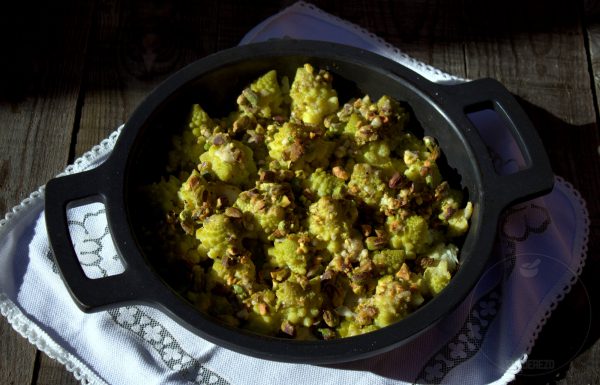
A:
[0,2,589,385]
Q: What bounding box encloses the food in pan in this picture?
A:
[142,64,473,339]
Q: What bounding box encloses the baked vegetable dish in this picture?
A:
[142,64,473,340]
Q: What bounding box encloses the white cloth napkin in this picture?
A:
[0,2,590,385]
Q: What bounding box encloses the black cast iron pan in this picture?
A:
[44,40,554,364]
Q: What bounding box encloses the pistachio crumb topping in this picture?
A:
[142,64,472,340]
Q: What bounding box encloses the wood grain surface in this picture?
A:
[1,1,598,384]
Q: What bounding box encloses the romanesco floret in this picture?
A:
[195,214,241,259]
[306,196,357,254]
[177,170,210,233]
[177,170,241,234]
[437,191,473,237]
[425,242,460,271]
[267,233,311,275]
[267,121,334,171]
[199,140,256,186]
[371,275,411,327]
[387,215,433,257]
[189,290,237,324]
[343,112,363,136]
[274,274,323,327]
[189,104,214,137]
[333,95,409,147]
[347,163,389,206]
[347,273,415,330]
[290,63,339,125]
[402,150,442,188]
[354,140,406,178]
[167,133,206,174]
[243,290,280,335]
[304,168,346,199]
[372,249,407,275]
[166,104,212,172]
[233,182,298,241]
[237,69,288,118]
[337,320,378,338]
[145,175,182,214]
[209,254,256,292]
[423,259,452,296]
[448,202,473,237]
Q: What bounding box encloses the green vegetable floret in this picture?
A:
[177,170,241,234]
[177,170,210,234]
[386,214,433,257]
[423,259,452,296]
[275,274,323,328]
[167,104,211,172]
[195,213,242,259]
[402,136,443,188]
[145,175,182,214]
[372,249,407,275]
[233,182,299,241]
[267,233,311,275]
[303,168,347,199]
[339,272,418,336]
[437,190,474,237]
[354,140,406,179]
[306,196,358,254]
[208,252,257,292]
[267,122,334,171]
[189,103,215,137]
[290,63,339,125]
[243,290,280,335]
[416,243,459,297]
[370,275,412,327]
[426,242,460,271]
[237,69,289,119]
[199,139,257,186]
[143,176,208,266]
[347,163,389,206]
[331,94,409,147]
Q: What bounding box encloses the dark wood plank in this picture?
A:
[560,341,600,384]
[586,12,600,116]
[313,0,468,78]
[463,2,596,124]
[35,355,80,385]
[0,328,36,385]
[454,1,600,384]
[74,0,280,155]
[559,6,600,385]
[0,0,93,210]
[74,0,185,155]
[0,1,94,385]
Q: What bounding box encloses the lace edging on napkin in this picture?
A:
[0,294,107,385]
[494,176,589,385]
[0,127,122,229]
[519,176,590,353]
[0,128,122,385]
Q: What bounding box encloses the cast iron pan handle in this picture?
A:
[45,166,146,312]
[435,78,554,207]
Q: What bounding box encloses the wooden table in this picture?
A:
[1,1,598,384]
